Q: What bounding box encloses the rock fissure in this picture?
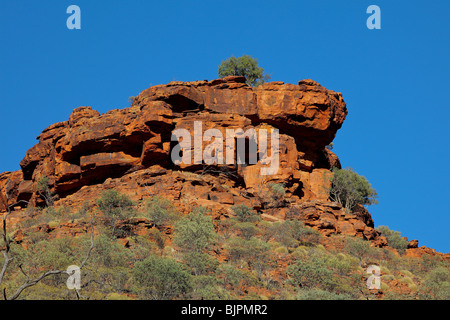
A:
[1,76,393,244]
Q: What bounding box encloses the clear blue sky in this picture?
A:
[0,1,449,252]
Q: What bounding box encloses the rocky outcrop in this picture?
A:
[407,239,419,249]
[287,201,381,240]
[0,76,390,243]
[3,76,346,206]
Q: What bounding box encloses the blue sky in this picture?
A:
[0,1,449,252]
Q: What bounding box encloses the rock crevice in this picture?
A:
[0,77,387,243]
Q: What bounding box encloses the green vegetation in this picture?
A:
[231,204,260,223]
[287,255,335,290]
[376,225,409,254]
[133,255,192,300]
[235,222,259,240]
[421,266,450,300]
[226,237,271,281]
[290,221,322,246]
[96,190,134,237]
[261,220,321,247]
[173,207,216,253]
[287,247,365,298]
[344,237,374,266]
[145,196,176,227]
[295,288,352,300]
[2,188,449,301]
[265,183,286,207]
[173,207,218,280]
[97,190,134,217]
[37,175,54,207]
[218,55,270,87]
[329,167,378,212]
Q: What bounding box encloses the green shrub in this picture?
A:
[274,246,289,255]
[129,235,158,260]
[217,218,237,240]
[292,246,309,259]
[376,226,408,254]
[106,292,132,300]
[217,263,244,289]
[398,276,414,285]
[225,238,271,280]
[231,204,260,223]
[97,190,134,217]
[324,253,357,277]
[344,237,373,266]
[37,175,54,207]
[235,222,259,240]
[191,275,230,300]
[380,282,390,292]
[295,288,352,300]
[383,291,415,300]
[266,183,286,207]
[30,237,85,271]
[382,274,395,281]
[96,190,134,236]
[218,55,270,87]
[55,206,72,219]
[226,238,269,263]
[290,221,322,246]
[422,266,450,300]
[145,196,176,227]
[149,228,166,253]
[269,183,285,197]
[27,206,69,228]
[173,207,216,253]
[287,256,336,290]
[329,167,378,212]
[400,269,414,278]
[133,255,192,300]
[20,206,42,228]
[261,221,296,248]
[404,280,417,291]
[91,234,133,268]
[182,252,219,276]
[10,236,88,293]
[48,220,60,229]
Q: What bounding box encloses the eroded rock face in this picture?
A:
[0,77,393,243]
[5,76,346,206]
[286,200,381,241]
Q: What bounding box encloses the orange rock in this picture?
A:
[68,106,100,126]
[209,192,234,205]
[1,76,410,250]
[286,200,381,241]
[408,239,419,248]
[10,77,348,206]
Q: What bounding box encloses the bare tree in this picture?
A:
[0,189,94,300]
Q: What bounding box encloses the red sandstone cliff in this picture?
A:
[0,76,390,246]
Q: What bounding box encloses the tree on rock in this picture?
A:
[329,167,378,213]
[218,55,271,86]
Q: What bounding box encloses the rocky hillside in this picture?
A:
[0,76,448,300]
[0,76,375,240]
